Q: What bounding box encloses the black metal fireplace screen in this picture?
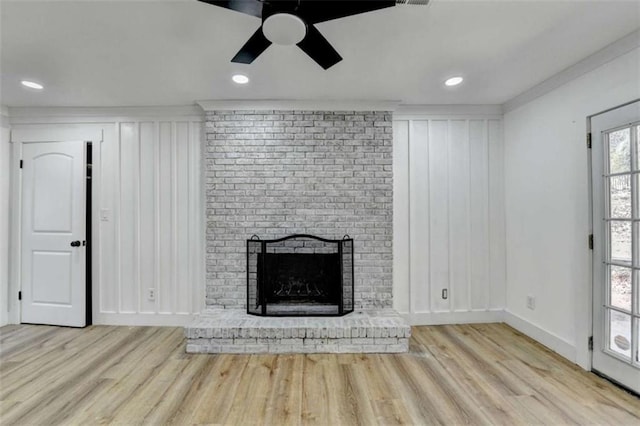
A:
[247,234,354,316]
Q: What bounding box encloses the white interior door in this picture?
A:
[21,141,87,327]
[591,100,640,393]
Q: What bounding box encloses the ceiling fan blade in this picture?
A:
[197,0,263,18]
[297,25,342,70]
[299,1,396,24]
[231,27,272,64]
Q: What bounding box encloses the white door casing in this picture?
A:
[591,100,640,393]
[21,141,86,327]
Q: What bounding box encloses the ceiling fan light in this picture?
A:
[262,13,307,46]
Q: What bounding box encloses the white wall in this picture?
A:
[503,47,640,367]
[0,108,10,327]
[97,119,204,325]
[8,108,204,326]
[393,110,505,324]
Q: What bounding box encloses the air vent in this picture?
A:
[396,0,430,5]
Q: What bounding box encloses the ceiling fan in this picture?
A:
[198,0,429,70]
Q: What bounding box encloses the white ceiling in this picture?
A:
[1,0,639,107]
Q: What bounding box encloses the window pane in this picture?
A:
[608,309,631,359]
[609,128,631,174]
[610,265,632,311]
[610,175,631,218]
[610,221,632,263]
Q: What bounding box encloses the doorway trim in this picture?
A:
[8,125,103,325]
[586,98,640,372]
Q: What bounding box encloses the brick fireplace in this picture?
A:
[204,109,393,310]
[185,105,409,354]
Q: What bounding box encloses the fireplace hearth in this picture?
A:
[247,234,354,316]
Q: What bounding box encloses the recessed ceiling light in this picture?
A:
[444,76,463,87]
[232,74,249,84]
[21,80,44,90]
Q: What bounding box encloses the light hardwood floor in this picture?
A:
[0,322,638,425]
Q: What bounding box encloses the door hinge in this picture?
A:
[588,336,593,351]
[589,234,594,250]
[19,160,23,169]
[18,291,21,300]
[587,133,592,149]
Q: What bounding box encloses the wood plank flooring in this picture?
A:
[0,323,638,425]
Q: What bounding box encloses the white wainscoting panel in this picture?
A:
[0,124,10,327]
[393,117,505,325]
[98,120,203,322]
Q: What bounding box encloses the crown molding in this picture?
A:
[7,105,203,121]
[197,99,401,112]
[503,29,640,113]
[394,104,503,119]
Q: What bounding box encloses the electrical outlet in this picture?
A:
[148,288,156,301]
[526,295,536,310]
[100,209,110,221]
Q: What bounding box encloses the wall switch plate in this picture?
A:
[100,208,110,221]
[526,295,536,310]
[148,288,155,301]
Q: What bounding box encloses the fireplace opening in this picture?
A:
[247,234,354,316]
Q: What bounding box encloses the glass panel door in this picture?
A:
[592,101,640,393]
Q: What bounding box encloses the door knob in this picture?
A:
[70,240,81,247]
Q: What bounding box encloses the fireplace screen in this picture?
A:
[247,234,354,316]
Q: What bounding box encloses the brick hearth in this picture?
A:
[185,309,410,354]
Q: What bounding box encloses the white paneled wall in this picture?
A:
[0,120,10,327]
[97,118,203,324]
[393,115,505,324]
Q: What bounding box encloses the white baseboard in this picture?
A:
[93,312,196,327]
[61,309,579,366]
[502,310,576,362]
[404,309,578,367]
[401,309,504,325]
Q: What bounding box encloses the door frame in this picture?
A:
[8,125,103,325]
[587,98,640,381]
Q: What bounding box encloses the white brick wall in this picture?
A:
[204,110,393,309]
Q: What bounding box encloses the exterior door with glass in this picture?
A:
[591,100,640,393]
